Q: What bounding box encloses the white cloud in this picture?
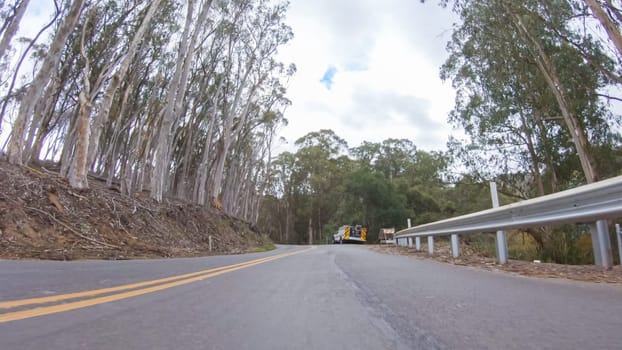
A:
[276,0,461,153]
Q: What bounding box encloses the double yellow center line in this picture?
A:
[0,248,311,323]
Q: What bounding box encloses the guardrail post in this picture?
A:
[616,224,622,268]
[496,230,507,264]
[427,236,434,255]
[406,219,412,248]
[451,234,460,258]
[490,182,508,264]
[590,220,613,269]
[415,237,421,251]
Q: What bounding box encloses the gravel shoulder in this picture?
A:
[369,243,622,284]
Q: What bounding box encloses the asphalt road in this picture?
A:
[1,245,621,350]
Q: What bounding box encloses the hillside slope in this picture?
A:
[0,160,272,260]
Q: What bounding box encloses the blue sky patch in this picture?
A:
[320,66,338,90]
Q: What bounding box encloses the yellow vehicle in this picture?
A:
[333,225,367,244]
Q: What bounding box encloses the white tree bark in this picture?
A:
[584,0,622,60]
[7,0,85,165]
[68,91,91,189]
[308,217,313,245]
[195,77,224,205]
[68,12,93,190]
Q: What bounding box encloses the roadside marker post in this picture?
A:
[428,236,434,255]
[415,237,421,251]
[490,182,508,264]
[616,224,622,269]
[406,219,413,249]
[451,234,460,258]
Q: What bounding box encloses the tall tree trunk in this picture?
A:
[285,200,290,243]
[60,110,79,177]
[308,216,313,245]
[24,79,58,162]
[0,4,57,133]
[511,11,600,183]
[68,14,93,190]
[195,75,223,204]
[7,0,85,165]
[585,0,622,60]
[68,91,91,189]
[519,111,544,196]
[533,108,559,193]
[0,0,30,61]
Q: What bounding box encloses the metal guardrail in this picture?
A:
[395,175,622,268]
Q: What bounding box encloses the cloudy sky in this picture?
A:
[8,1,460,153]
[275,0,460,152]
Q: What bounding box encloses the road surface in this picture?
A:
[1,245,621,349]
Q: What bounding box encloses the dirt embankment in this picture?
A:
[0,160,272,260]
[370,243,622,284]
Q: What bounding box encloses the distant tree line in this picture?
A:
[259,130,462,244]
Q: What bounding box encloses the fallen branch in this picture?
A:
[23,165,44,176]
[67,190,88,200]
[25,206,121,249]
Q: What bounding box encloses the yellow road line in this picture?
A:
[0,248,311,323]
[0,255,277,310]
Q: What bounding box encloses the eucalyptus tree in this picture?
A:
[374,138,417,182]
[267,151,297,242]
[349,141,381,170]
[203,0,292,207]
[0,2,60,135]
[221,78,291,221]
[292,129,349,242]
[440,0,617,191]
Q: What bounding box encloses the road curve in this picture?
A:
[1,245,621,349]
